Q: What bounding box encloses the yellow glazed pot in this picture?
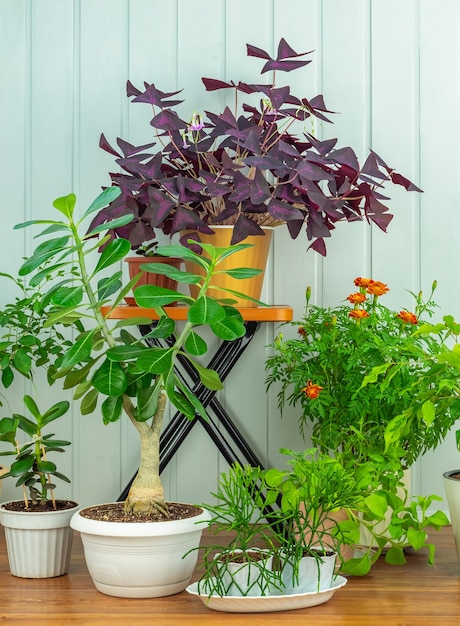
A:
[183,226,273,307]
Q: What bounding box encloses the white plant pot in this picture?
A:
[359,468,411,547]
[216,548,274,597]
[443,470,460,566]
[0,501,79,578]
[281,547,337,594]
[70,503,210,598]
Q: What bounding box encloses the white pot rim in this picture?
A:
[71,502,210,537]
[0,500,79,514]
[443,470,460,479]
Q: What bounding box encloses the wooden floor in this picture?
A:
[1,526,460,625]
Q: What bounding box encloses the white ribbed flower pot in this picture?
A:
[443,470,460,566]
[70,503,210,598]
[0,501,79,578]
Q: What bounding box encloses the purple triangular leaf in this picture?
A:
[231,215,266,243]
[261,59,312,74]
[171,207,214,234]
[202,77,234,91]
[330,147,359,172]
[276,38,314,61]
[150,110,187,132]
[269,86,291,110]
[117,138,156,158]
[246,43,272,61]
[391,172,423,192]
[308,237,327,256]
[99,133,121,158]
[268,198,304,221]
[126,80,142,97]
[147,188,176,227]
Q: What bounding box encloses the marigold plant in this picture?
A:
[266,279,460,467]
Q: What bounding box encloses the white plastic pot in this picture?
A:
[0,500,79,578]
[70,503,210,598]
[281,547,337,594]
[443,470,460,566]
[216,548,274,596]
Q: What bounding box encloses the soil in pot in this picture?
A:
[78,501,202,522]
[219,550,269,565]
[2,499,78,513]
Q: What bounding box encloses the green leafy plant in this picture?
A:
[266,278,460,467]
[12,187,260,517]
[0,274,74,398]
[348,487,449,569]
[264,449,365,575]
[0,395,70,508]
[196,464,284,596]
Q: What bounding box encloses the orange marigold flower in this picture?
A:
[302,380,323,399]
[354,277,373,288]
[298,326,306,337]
[347,292,367,304]
[397,311,418,325]
[349,309,370,320]
[366,281,389,297]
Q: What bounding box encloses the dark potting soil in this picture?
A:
[78,501,203,523]
[2,500,78,512]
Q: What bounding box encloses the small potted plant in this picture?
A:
[12,186,261,597]
[89,38,420,305]
[265,278,456,556]
[194,464,282,598]
[188,450,360,609]
[0,395,78,578]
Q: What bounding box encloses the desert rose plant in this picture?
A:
[13,187,259,516]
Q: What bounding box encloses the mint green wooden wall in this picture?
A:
[1,0,459,511]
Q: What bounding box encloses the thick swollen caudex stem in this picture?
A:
[123,393,168,516]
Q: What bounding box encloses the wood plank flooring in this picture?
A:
[0,525,459,625]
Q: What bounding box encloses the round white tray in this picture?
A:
[186,574,347,613]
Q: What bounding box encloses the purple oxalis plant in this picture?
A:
[91,38,421,256]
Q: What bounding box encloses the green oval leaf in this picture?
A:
[136,348,173,375]
[60,330,95,369]
[80,388,99,415]
[101,395,124,424]
[50,286,83,307]
[18,236,70,276]
[210,314,246,340]
[10,455,35,476]
[92,359,128,396]
[134,285,191,307]
[94,239,131,274]
[184,331,208,356]
[188,296,225,325]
